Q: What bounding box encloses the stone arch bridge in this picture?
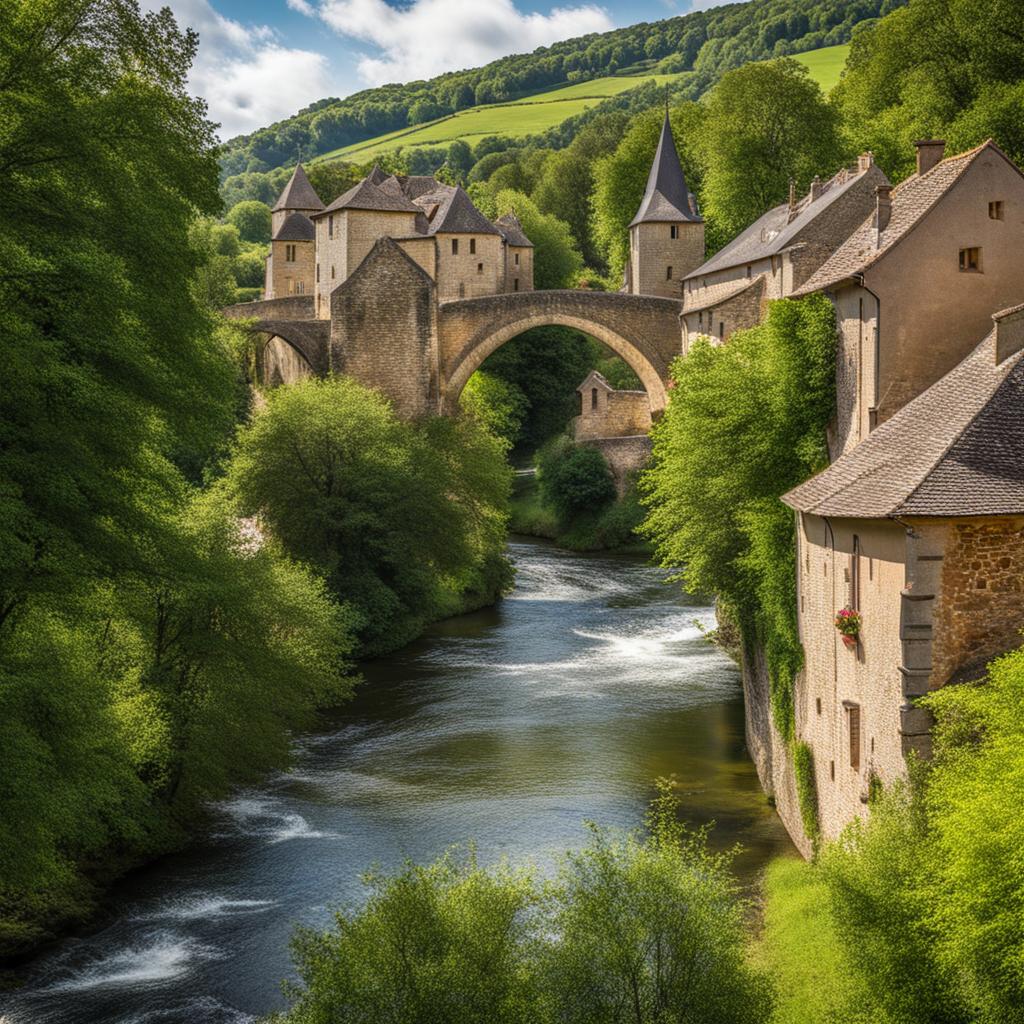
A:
[224,238,684,418]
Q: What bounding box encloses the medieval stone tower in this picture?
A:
[626,110,704,298]
[265,164,324,299]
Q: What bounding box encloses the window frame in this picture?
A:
[959,246,982,272]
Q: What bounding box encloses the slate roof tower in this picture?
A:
[271,164,324,235]
[626,110,704,298]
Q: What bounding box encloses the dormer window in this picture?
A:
[452,239,459,255]
[670,225,679,239]
[470,238,476,255]
[959,247,982,272]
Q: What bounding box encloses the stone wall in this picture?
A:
[434,233,504,301]
[223,295,315,321]
[269,239,315,299]
[579,435,652,497]
[506,246,533,292]
[395,236,437,280]
[831,284,878,456]
[261,335,314,385]
[930,516,1024,684]
[575,389,651,440]
[629,221,704,299]
[329,238,439,417]
[682,276,766,349]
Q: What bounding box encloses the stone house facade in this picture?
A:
[794,139,1024,456]
[782,306,1024,842]
[681,154,888,347]
[264,163,534,312]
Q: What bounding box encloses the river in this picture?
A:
[3,539,793,1024]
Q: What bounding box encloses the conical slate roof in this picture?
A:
[367,165,389,185]
[422,186,500,235]
[630,111,701,226]
[272,211,315,241]
[272,164,324,213]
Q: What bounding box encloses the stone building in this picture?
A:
[781,305,1024,841]
[681,154,888,347]
[263,164,533,311]
[625,111,705,299]
[264,164,323,299]
[794,139,1024,455]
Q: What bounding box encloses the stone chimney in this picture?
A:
[994,304,1024,364]
[915,140,946,176]
[857,152,874,172]
[874,184,893,237]
[809,174,824,201]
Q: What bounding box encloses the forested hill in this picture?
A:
[220,0,904,178]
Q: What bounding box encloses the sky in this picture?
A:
[146,0,731,140]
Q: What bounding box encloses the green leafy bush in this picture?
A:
[460,370,529,449]
[537,436,616,527]
[641,296,836,738]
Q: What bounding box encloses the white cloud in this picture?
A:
[145,0,333,139]
[287,0,317,15]
[315,0,615,86]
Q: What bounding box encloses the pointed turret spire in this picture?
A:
[629,110,701,226]
[272,163,324,214]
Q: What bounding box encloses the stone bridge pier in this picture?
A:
[224,238,685,419]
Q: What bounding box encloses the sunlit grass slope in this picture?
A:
[792,43,849,92]
[314,73,680,163]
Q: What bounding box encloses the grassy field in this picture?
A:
[314,73,680,163]
[312,44,850,165]
[792,43,849,92]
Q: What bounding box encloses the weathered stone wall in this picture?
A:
[314,210,346,318]
[434,233,504,301]
[223,295,315,321]
[261,335,314,385]
[629,221,704,299]
[681,276,766,349]
[794,513,910,843]
[575,389,651,440]
[831,284,879,456]
[438,290,683,414]
[269,239,315,299]
[579,435,652,497]
[929,516,1024,684]
[329,239,439,418]
[395,236,437,280]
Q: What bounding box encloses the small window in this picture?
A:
[286,278,294,295]
[591,387,598,410]
[458,282,465,297]
[670,224,679,239]
[830,760,835,781]
[477,262,483,274]
[816,697,822,716]
[296,281,305,295]
[959,246,981,272]
[452,239,459,255]
[719,321,725,338]
[328,215,334,238]
[698,311,703,328]
[513,278,519,292]
[316,264,320,282]
[666,266,673,280]
[514,252,520,266]
[469,238,476,255]
[989,201,1004,220]
[847,704,861,770]
[285,244,294,262]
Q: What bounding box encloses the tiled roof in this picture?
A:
[688,163,887,280]
[794,142,1001,296]
[783,318,1024,518]
[577,369,613,392]
[314,178,422,216]
[272,164,324,213]
[367,165,389,185]
[419,185,500,235]
[272,211,315,242]
[683,275,763,314]
[494,211,533,247]
[630,110,701,226]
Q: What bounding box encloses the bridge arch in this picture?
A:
[438,291,683,416]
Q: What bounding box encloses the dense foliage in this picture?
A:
[537,436,616,526]
[274,784,771,1024]
[460,371,529,449]
[225,378,513,655]
[0,0,358,954]
[641,297,836,739]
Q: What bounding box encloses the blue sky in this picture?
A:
[148,0,729,139]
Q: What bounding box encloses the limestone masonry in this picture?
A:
[228,126,1024,856]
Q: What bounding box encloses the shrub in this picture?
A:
[537,436,616,527]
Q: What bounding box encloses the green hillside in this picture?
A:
[313,48,845,165]
[792,43,848,92]
[314,74,680,163]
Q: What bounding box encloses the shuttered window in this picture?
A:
[848,705,861,770]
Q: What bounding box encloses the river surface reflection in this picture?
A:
[4,539,793,1024]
